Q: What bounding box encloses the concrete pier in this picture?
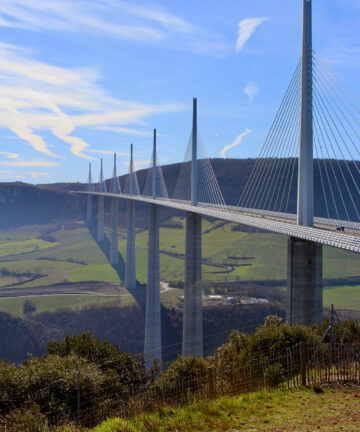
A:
[286,237,323,326]
[97,196,104,242]
[86,162,93,222]
[144,203,161,367]
[109,153,120,265]
[125,200,136,290]
[109,197,118,264]
[125,145,136,290]
[182,211,203,357]
[86,195,92,222]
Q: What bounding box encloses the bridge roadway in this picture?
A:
[75,191,360,254]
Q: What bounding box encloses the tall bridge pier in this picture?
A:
[144,130,162,367]
[287,0,323,326]
[86,162,93,222]
[97,158,105,242]
[182,98,203,357]
[110,153,119,265]
[125,145,136,290]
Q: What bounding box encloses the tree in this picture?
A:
[23,300,36,316]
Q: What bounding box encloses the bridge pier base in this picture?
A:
[144,204,161,368]
[97,196,104,242]
[125,200,136,290]
[182,212,203,357]
[109,197,118,265]
[286,237,323,326]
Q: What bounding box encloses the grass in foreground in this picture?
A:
[92,388,360,432]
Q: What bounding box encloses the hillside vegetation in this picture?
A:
[2,316,360,431]
[91,389,360,432]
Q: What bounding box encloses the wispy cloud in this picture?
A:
[235,17,267,53]
[0,43,183,160]
[0,0,228,56]
[0,160,60,167]
[30,171,49,179]
[220,129,251,158]
[96,126,152,136]
[244,82,260,103]
[0,151,19,159]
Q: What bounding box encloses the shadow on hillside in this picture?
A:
[85,220,145,306]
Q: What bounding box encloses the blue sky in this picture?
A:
[0,0,359,184]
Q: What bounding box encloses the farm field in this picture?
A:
[0,218,358,316]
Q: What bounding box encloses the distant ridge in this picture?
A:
[0,158,358,228]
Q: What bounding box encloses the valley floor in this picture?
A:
[93,388,360,432]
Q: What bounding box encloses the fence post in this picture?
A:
[77,370,81,423]
[300,342,306,386]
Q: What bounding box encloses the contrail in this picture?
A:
[220,128,251,158]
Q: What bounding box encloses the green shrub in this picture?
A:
[92,418,139,432]
[152,356,209,401]
[5,402,47,432]
[264,362,284,387]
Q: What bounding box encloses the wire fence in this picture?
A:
[1,341,359,430]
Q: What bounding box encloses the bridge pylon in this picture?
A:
[125,144,136,290]
[144,129,162,368]
[287,0,323,326]
[183,98,203,357]
[110,153,119,265]
[97,158,105,242]
[86,162,93,222]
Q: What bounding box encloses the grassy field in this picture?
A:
[92,388,360,431]
[0,294,133,316]
[0,218,358,316]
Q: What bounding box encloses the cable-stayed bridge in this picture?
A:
[72,0,360,368]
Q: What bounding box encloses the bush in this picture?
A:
[47,333,147,395]
[5,402,47,432]
[264,362,284,387]
[23,300,37,316]
[92,418,138,432]
[152,356,209,401]
[0,354,121,425]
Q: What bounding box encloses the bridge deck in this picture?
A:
[74,191,360,254]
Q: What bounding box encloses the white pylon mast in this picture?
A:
[297,0,313,227]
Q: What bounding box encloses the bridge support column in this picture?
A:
[109,197,118,265]
[86,195,92,222]
[144,204,161,368]
[182,211,203,357]
[97,196,104,242]
[286,237,322,326]
[125,200,136,290]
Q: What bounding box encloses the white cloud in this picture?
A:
[30,171,49,179]
[96,126,153,137]
[0,43,183,160]
[0,160,59,167]
[0,169,24,180]
[220,129,251,158]
[235,17,267,53]
[0,0,228,56]
[244,82,260,103]
[0,151,19,159]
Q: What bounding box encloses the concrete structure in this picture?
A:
[183,98,203,357]
[287,0,323,326]
[110,153,120,265]
[97,158,105,242]
[86,162,93,222]
[297,0,314,228]
[287,237,322,325]
[183,211,203,357]
[144,130,162,367]
[125,145,136,290]
[74,0,360,354]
